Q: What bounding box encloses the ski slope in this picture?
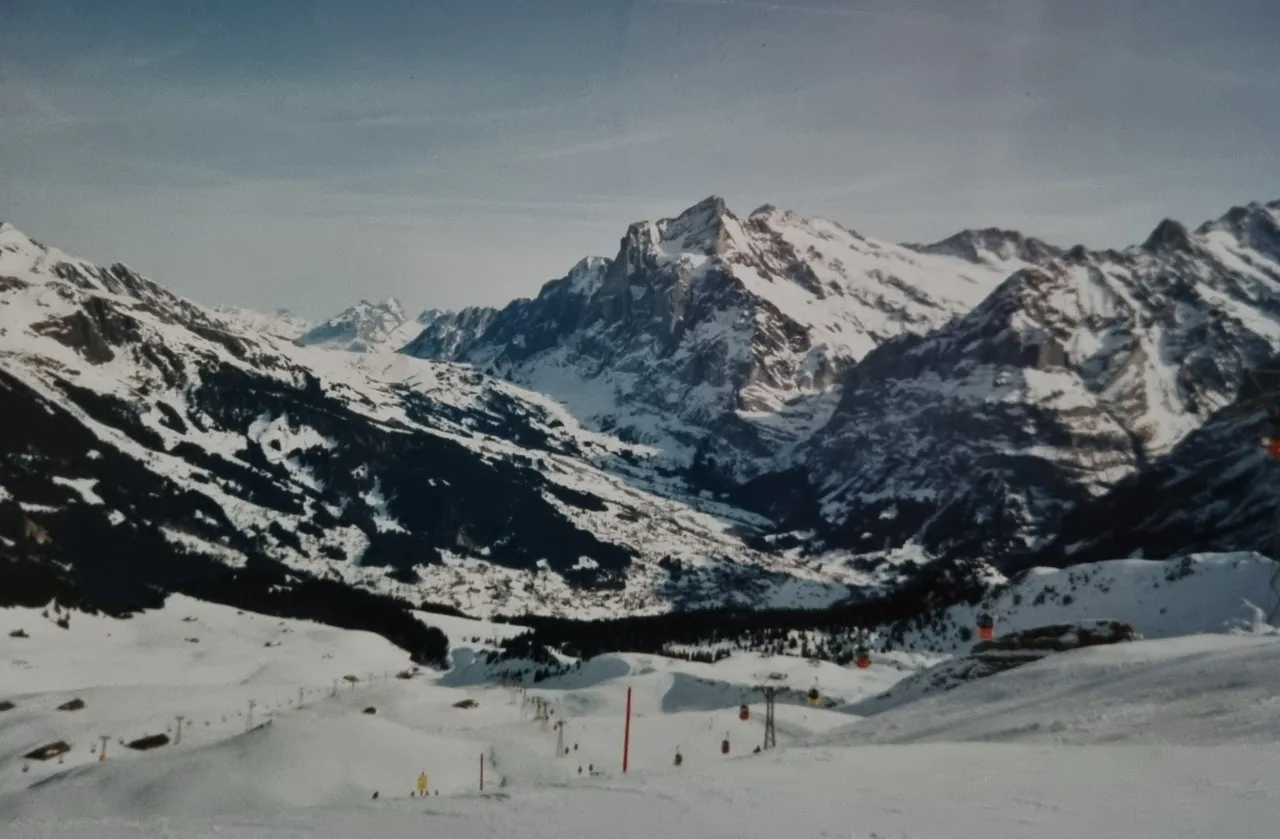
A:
[4,595,1280,838]
[834,632,1280,744]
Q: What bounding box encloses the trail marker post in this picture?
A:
[479,752,485,792]
[622,685,632,773]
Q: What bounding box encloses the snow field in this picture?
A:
[4,587,1280,837]
[831,633,1280,746]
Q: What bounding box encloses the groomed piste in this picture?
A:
[4,560,1280,839]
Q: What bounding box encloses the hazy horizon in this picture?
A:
[4,0,1279,319]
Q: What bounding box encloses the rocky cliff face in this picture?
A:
[790,201,1280,561]
[403,197,1047,479]
[404,198,1280,567]
[0,222,864,619]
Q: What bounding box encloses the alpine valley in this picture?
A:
[3,196,1280,628]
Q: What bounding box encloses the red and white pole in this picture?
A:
[622,685,632,773]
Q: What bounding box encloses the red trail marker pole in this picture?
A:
[622,685,632,773]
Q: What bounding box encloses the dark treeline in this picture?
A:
[661,647,733,664]
[183,566,450,668]
[0,554,142,614]
[490,557,992,660]
[1,498,449,667]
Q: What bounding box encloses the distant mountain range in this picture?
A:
[3,196,1278,623]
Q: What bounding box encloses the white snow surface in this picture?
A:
[5,593,1280,838]
[906,552,1280,655]
[209,306,314,342]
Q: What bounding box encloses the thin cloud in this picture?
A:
[646,0,940,23]
[1,80,99,131]
[316,102,567,128]
[65,22,219,76]
[524,128,674,161]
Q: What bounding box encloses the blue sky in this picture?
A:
[3,0,1279,318]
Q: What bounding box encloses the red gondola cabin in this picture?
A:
[977,613,996,641]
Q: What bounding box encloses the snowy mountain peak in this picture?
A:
[564,255,612,294]
[620,195,736,264]
[1142,218,1194,253]
[298,297,417,353]
[380,296,407,318]
[1194,200,1280,259]
[912,227,1061,266]
[402,198,1046,478]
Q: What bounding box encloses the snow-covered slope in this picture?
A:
[792,201,1280,559]
[0,221,866,618]
[404,197,1051,478]
[825,633,1280,746]
[1040,368,1280,563]
[913,552,1279,654]
[6,593,1280,839]
[210,306,313,342]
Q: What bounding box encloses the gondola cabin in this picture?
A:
[854,646,872,669]
[738,703,750,721]
[721,736,730,755]
[1264,437,1280,459]
[806,685,820,707]
[977,612,996,641]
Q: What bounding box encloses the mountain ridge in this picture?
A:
[0,220,873,619]
[4,197,1279,624]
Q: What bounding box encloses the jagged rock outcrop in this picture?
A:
[787,201,1280,560]
[403,197,1046,478]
